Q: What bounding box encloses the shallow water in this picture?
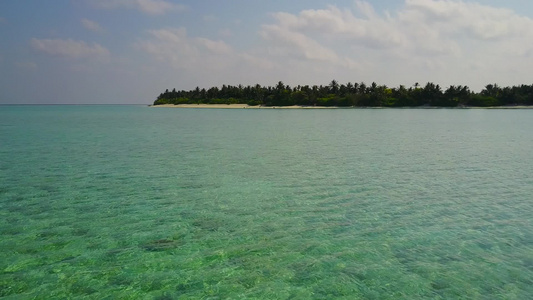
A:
[1,105,532,299]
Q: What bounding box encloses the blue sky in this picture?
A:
[1,0,533,104]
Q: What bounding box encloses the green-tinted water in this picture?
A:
[1,105,532,299]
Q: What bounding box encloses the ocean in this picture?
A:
[1,105,532,299]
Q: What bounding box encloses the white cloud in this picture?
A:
[136,27,284,88]
[265,0,533,54]
[81,19,103,32]
[400,0,533,40]
[92,0,186,15]
[137,1,533,92]
[255,0,533,89]
[259,4,403,69]
[137,28,234,70]
[195,37,232,55]
[30,38,110,59]
[268,4,405,49]
[261,24,340,63]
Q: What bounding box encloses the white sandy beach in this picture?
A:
[150,104,533,109]
[150,104,338,109]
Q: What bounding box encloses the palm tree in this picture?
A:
[329,79,339,94]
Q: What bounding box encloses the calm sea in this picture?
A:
[1,105,532,299]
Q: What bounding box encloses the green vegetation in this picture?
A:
[153,81,533,107]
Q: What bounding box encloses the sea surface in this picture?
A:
[0,105,532,299]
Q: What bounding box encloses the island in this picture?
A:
[152,81,533,108]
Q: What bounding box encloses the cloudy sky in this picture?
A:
[1,0,533,104]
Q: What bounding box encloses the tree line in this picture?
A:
[153,81,533,107]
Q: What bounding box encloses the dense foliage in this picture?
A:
[153,81,533,107]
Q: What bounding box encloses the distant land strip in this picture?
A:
[153,81,533,108]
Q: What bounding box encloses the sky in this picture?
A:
[1,0,533,104]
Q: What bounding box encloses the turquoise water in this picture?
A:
[1,105,532,299]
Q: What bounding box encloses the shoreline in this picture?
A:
[150,104,533,109]
[150,104,337,109]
